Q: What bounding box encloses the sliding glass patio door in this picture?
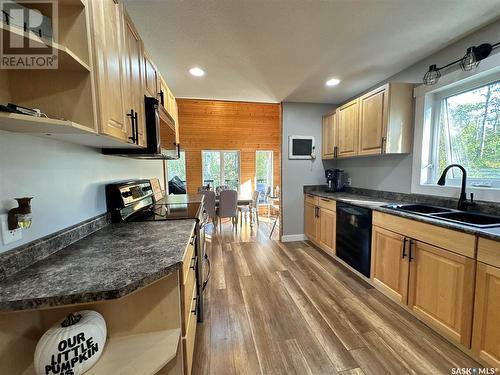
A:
[202,150,240,191]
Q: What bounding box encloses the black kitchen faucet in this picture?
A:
[437,164,475,211]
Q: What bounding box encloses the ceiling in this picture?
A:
[123,0,500,104]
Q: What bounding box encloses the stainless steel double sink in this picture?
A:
[382,204,500,228]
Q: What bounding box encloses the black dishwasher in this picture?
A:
[336,202,372,277]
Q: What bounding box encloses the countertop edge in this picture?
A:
[0,261,183,313]
[304,191,500,241]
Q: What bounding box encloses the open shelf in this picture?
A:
[0,112,143,149]
[21,329,181,375]
[86,329,181,375]
[0,23,90,71]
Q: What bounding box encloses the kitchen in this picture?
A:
[0,1,499,375]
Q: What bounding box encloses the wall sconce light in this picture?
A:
[423,41,500,85]
[8,197,33,230]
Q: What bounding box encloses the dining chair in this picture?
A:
[199,190,217,228]
[269,200,280,239]
[215,185,229,195]
[238,190,260,225]
[216,189,238,231]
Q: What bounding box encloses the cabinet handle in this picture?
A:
[381,137,386,154]
[191,297,197,315]
[133,111,139,145]
[190,256,197,270]
[158,90,164,106]
[321,198,330,202]
[315,206,320,218]
[408,239,415,262]
[402,237,408,259]
[127,109,138,144]
[189,235,196,246]
[334,146,338,158]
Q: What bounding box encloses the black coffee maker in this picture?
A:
[325,169,345,192]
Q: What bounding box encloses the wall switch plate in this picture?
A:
[0,214,22,245]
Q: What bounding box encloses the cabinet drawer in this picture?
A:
[373,211,475,258]
[305,194,318,205]
[477,237,500,268]
[181,238,195,285]
[181,264,197,334]
[318,198,336,212]
[182,291,198,375]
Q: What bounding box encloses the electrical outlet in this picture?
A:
[346,177,352,186]
[0,214,22,245]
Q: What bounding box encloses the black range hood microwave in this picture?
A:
[102,96,180,160]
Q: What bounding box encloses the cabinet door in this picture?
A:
[91,0,129,141]
[322,113,336,159]
[371,226,410,304]
[304,202,317,241]
[123,13,146,147]
[318,208,335,255]
[358,85,387,156]
[337,100,358,157]
[408,241,475,347]
[472,262,500,368]
[143,49,158,99]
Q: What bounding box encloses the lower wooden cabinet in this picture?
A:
[318,207,336,256]
[371,226,409,304]
[371,222,475,348]
[304,201,318,241]
[408,241,475,347]
[304,195,336,256]
[472,262,500,368]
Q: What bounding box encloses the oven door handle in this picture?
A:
[202,253,211,291]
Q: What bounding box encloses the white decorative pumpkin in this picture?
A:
[34,310,107,375]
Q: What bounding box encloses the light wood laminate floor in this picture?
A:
[192,222,480,374]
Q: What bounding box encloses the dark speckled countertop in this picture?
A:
[0,219,196,312]
[304,187,500,242]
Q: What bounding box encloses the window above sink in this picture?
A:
[412,54,500,203]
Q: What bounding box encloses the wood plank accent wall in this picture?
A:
[176,99,281,195]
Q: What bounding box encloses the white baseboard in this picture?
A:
[281,234,307,242]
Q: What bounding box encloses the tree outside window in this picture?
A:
[429,80,499,188]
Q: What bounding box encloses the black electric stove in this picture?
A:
[105,180,209,321]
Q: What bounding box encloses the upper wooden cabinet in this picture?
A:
[123,11,146,147]
[144,49,159,99]
[337,99,359,158]
[322,111,336,159]
[90,0,130,142]
[322,82,414,159]
[358,85,388,155]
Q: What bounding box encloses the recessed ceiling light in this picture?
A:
[189,67,205,77]
[326,78,340,86]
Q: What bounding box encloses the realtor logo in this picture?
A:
[0,0,58,69]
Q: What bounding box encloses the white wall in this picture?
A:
[328,20,500,194]
[0,131,164,253]
[281,102,333,239]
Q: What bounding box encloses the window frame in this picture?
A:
[411,55,500,203]
[255,150,274,203]
[425,79,500,188]
[201,150,241,191]
[166,150,187,184]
